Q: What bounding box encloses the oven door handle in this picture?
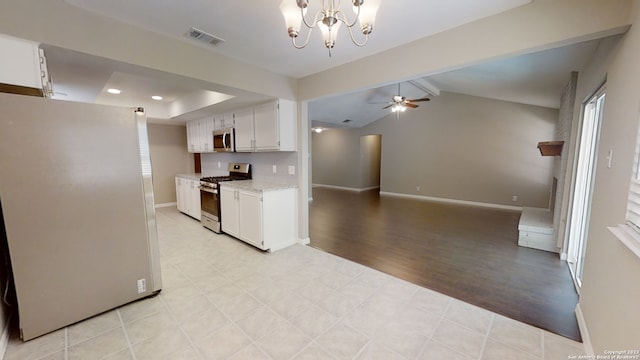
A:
[199,186,218,194]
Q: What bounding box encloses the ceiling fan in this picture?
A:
[381,83,430,112]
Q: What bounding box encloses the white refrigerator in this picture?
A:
[0,92,162,340]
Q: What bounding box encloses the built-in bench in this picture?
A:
[518,207,558,253]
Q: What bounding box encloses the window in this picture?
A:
[609,110,640,260]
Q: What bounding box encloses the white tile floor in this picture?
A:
[3,207,586,360]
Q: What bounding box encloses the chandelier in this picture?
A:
[279,0,380,57]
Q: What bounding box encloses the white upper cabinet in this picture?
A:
[199,117,214,152]
[186,121,199,153]
[0,34,51,97]
[184,99,296,153]
[235,99,297,152]
[234,107,255,152]
[186,117,214,153]
[214,112,234,129]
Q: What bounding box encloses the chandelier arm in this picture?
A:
[300,6,326,30]
[291,26,315,49]
[334,5,361,29]
[344,24,369,47]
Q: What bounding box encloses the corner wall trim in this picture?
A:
[379,192,523,211]
[312,184,380,193]
[155,202,177,209]
[575,303,594,356]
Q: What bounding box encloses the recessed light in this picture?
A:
[151,95,163,101]
[107,88,121,94]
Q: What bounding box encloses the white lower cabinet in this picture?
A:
[175,176,201,220]
[220,184,296,251]
[220,186,240,238]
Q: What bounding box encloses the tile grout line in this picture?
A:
[541,330,545,360]
[170,262,267,357]
[116,309,137,360]
[477,313,496,360]
[64,327,68,360]
[156,287,209,359]
[415,297,452,358]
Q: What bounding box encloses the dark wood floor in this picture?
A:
[309,187,581,342]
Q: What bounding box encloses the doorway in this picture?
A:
[565,84,606,289]
[359,134,382,190]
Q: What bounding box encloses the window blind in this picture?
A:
[626,118,640,230]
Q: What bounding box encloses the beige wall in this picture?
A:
[147,123,193,205]
[312,132,381,190]
[312,130,363,189]
[313,92,558,207]
[576,0,640,352]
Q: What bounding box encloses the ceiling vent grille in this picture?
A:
[185,27,225,46]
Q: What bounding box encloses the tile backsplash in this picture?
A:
[201,152,298,185]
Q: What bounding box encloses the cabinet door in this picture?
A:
[199,118,214,152]
[253,101,279,151]
[223,112,234,128]
[186,121,200,153]
[0,35,43,90]
[234,107,255,151]
[220,187,240,237]
[239,191,264,248]
[175,178,186,213]
[213,114,224,130]
[189,180,201,220]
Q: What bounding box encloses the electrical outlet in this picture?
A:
[272,165,277,174]
[217,161,221,168]
[416,186,420,191]
[288,165,295,175]
[512,195,518,202]
[137,278,146,294]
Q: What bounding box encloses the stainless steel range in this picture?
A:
[199,163,251,233]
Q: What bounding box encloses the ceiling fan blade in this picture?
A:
[405,103,419,109]
[382,104,393,109]
[407,97,431,102]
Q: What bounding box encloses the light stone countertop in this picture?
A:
[219,180,298,192]
[175,173,202,180]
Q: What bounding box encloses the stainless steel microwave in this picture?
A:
[213,127,235,152]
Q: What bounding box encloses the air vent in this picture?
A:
[185,27,225,46]
[342,119,352,123]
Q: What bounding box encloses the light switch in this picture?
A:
[272,165,277,174]
[288,165,295,175]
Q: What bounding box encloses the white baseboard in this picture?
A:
[155,202,177,208]
[575,303,594,356]
[379,192,523,211]
[312,184,380,193]
[0,314,11,360]
[298,237,310,245]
